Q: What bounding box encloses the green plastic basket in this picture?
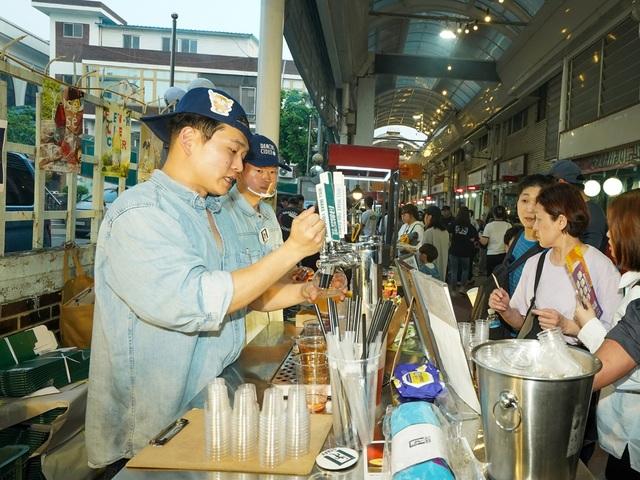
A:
[0,445,29,480]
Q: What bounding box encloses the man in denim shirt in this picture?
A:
[86,88,326,474]
[221,134,293,342]
[222,133,289,265]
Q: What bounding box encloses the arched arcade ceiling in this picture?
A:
[369,0,545,135]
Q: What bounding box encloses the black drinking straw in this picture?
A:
[361,313,368,361]
[312,303,328,336]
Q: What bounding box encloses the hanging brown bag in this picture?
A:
[60,245,94,348]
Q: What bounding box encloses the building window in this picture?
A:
[567,17,640,129]
[162,37,171,52]
[507,108,528,135]
[63,23,83,38]
[536,83,547,122]
[60,74,74,85]
[179,39,197,53]
[123,34,140,49]
[477,133,488,152]
[240,86,256,115]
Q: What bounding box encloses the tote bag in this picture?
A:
[60,246,94,348]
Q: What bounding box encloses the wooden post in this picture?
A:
[32,92,45,249]
[91,105,105,243]
[0,80,7,255]
[65,170,78,241]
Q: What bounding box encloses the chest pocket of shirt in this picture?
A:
[236,246,263,267]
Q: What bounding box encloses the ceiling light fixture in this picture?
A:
[473,23,479,31]
[442,90,448,96]
[439,28,456,39]
[484,9,492,22]
[351,185,364,200]
[464,25,470,34]
[456,25,463,34]
[447,64,452,71]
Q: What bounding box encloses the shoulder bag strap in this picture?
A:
[517,250,548,339]
[71,247,86,277]
[506,241,544,274]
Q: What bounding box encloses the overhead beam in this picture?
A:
[374,53,500,82]
[369,9,528,27]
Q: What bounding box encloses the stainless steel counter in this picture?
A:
[113,320,596,480]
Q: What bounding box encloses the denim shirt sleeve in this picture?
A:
[103,205,233,332]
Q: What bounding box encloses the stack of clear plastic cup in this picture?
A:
[231,383,259,461]
[458,322,472,358]
[474,319,490,345]
[204,381,231,461]
[285,385,310,457]
[259,387,286,467]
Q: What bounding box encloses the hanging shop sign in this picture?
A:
[101,103,132,178]
[399,162,422,180]
[575,143,640,174]
[431,182,444,194]
[467,167,487,188]
[499,154,525,180]
[138,124,164,182]
[38,78,84,173]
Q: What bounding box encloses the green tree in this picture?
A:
[7,105,36,145]
[279,90,318,174]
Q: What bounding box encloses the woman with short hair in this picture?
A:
[489,183,620,341]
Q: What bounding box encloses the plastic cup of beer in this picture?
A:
[293,352,329,413]
[295,335,327,354]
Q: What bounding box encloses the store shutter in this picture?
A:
[545,74,562,160]
[568,40,601,129]
[601,18,640,117]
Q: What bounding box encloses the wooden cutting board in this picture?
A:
[127,408,333,475]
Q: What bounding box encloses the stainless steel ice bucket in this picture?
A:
[472,340,602,480]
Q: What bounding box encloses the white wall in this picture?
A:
[99,27,258,57]
[559,103,640,159]
[49,61,76,77]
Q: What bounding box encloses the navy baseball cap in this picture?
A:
[548,159,584,185]
[141,87,252,144]
[245,134,292,171]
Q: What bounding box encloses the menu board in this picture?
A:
[410,270,480,413]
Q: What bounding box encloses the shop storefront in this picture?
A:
[465,167,489,220]
[574,143,640,209]
[429,177,447,207]
[496,154,526,220]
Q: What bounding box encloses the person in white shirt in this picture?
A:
[397,204,423,254]
[480,205,512,275]
[489,183,620,343]
[574,189,640,478]
[489,183,621,463]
